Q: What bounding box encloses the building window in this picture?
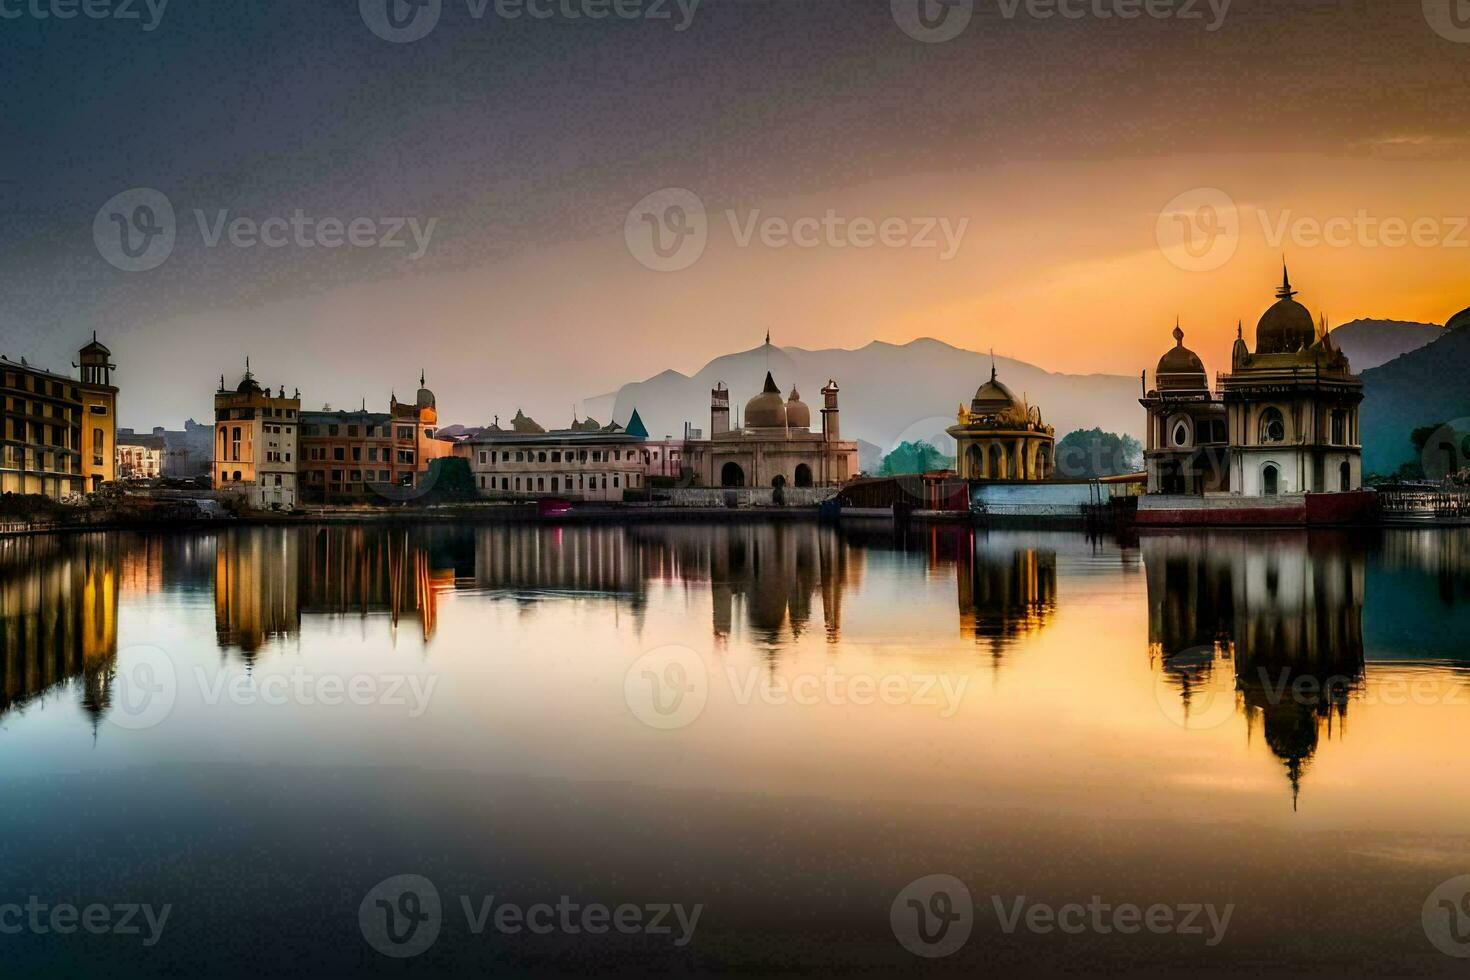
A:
[1259,408,1285,444]
[1331,411,1347,445]
[551,451,561,462]
[1262,463,1280,496]
[1171,420,1189,448]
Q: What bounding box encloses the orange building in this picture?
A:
[297,373,452,503]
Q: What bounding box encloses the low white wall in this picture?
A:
[654,487,838,508]
[1138,494,1302,512]
[972,483,1099,515]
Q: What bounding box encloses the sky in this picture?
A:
[3,0,1469,430]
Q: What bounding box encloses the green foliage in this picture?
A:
[422,456,478,503]
[1054,429,1143,479]
[879,440,955,476]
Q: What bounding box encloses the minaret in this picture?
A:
[711,382,729,436]
[820,379,840,442]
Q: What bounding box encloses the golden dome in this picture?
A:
[1156,324,1207,390]
[971,364,1017,413]
[744,372,787,428]
[1257,268,1317,354]
[785,385,811,429]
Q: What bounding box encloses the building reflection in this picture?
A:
[1144,531,1365,806]
[955,533,1057,656]
[0,533,119,727]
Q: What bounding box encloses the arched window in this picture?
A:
[794,464,813,488]
[965,444,983,479]
[721,462,744,487]
[1262,463,1280,496]
[1171,420,1190,448]
[1259,408,1285,444]
[987,443,1006,480]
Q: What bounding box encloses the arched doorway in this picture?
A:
[721,462,745,487]
[965,444,983,479]
[793,464,812,488]
[1339,461,1351,492]
[988,443,1006,480]
[1262,463,1280,496]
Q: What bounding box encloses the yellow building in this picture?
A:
[0,335,118,498]
[948,363,1055,481]
[213,360,301,509]
[77,335,119,489]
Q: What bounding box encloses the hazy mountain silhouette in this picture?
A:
[602,339,1143,453]
[1329,318,1442,371]
[1361,322,1470,475]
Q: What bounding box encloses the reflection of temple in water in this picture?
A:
[297,527,467,642]
[1144,531,1365,806]
[703,524,858,645]
[954,532,1057,657]
[0,534,119,726]
[215,528,300,657]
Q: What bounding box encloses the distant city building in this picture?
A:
[0,335,117,499]
[681,372,857,488]
[297,374,452,502]
[116,432,164,479]
[947,361,1055,481]
[1141,269,1363,497]
[455,410,647,501]
[212,361,300,510]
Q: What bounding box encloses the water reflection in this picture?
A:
[0,534,119,726]
[1145,531,1367,805]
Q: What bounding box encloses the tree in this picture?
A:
[1054,428,1143,479]
[879,440,955,476]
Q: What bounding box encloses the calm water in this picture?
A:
[3,521,1470,976]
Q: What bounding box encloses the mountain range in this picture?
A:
[596,339,1146,456]
[557,315,1461,478]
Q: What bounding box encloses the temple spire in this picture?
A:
[1277,260,1297,300]
[419,369,425,387]
[990,348,997,382]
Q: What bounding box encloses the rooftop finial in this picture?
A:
[1277,259,1297,300]
[1237,319,1243,340]
[1173,317,1184,346]
[419,369,425,387]
[990,348,997,382]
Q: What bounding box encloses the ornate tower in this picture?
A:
[76,333,118,489]
[711,383,730,436]
[820,379,840,442]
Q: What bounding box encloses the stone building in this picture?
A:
[1139,324,1230,494]
[948,363,1055,481]
[456,410,648,501]
[1141,269,1363,498]
[683,373,857,488]
[0,335,117,499]
[212,361,300,510]
[297,374,452,502]
[116,432,164,479]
